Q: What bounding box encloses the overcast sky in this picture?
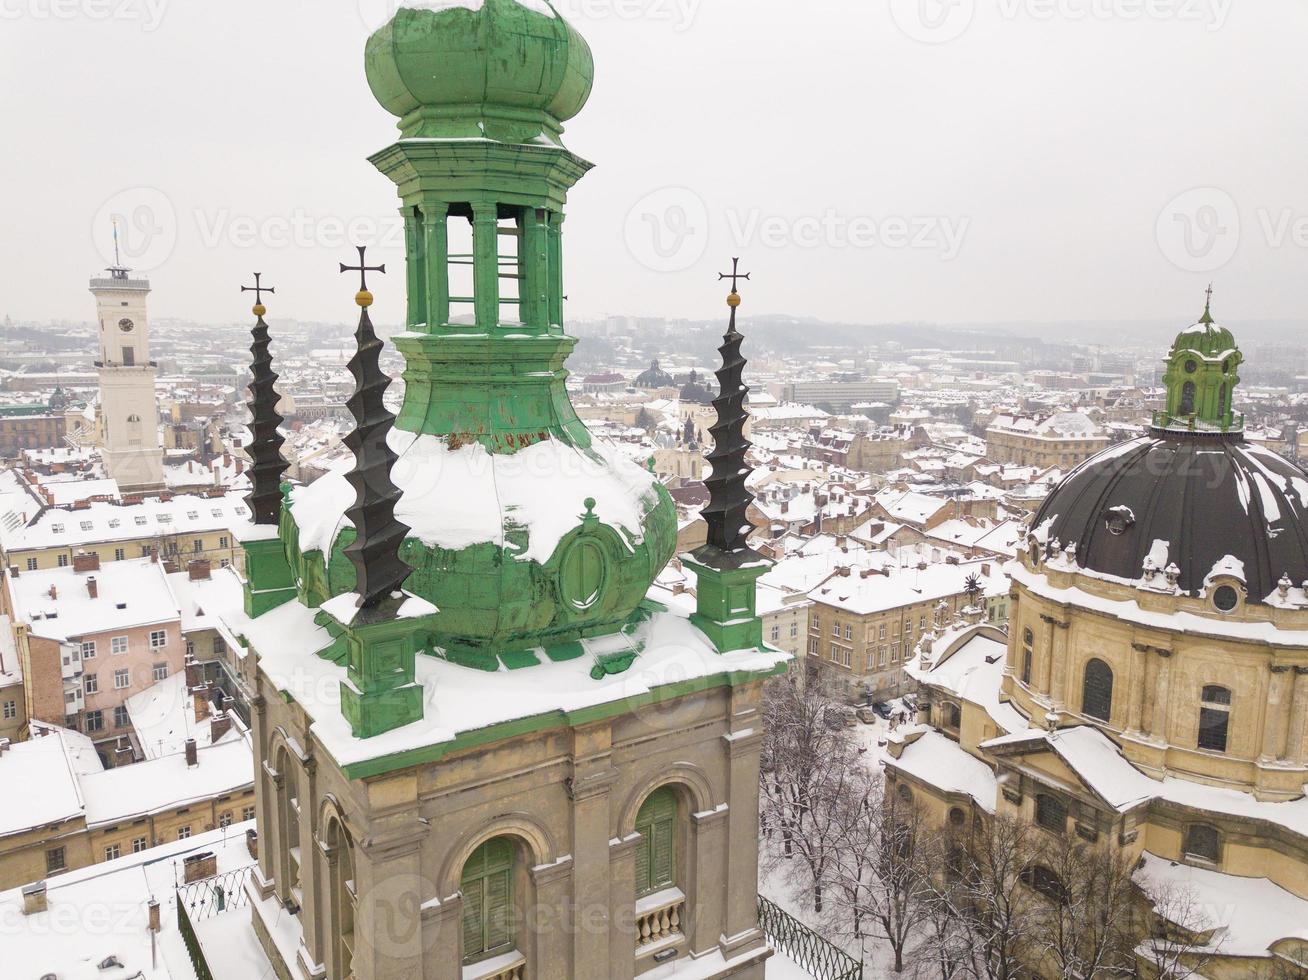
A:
[2,0,1306,331]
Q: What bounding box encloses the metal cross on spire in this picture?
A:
[1201,282,1215,324]
[241,272,276,309]
[718,257,750,294]
[340,244,386,297]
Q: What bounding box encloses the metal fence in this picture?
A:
[757,894,864,980]
[177,865,253,922]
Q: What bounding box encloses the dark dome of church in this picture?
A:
[1031,433,1308,605]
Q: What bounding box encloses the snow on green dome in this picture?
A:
[364,0,594,143]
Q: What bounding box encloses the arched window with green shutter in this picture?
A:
[634,786,677,897]
[460,837,515,964]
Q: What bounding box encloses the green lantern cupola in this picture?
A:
[281,0,676,680]
[1153,288,1244,434]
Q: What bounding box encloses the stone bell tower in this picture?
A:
[90,257,164,491]
[238,4,786,980]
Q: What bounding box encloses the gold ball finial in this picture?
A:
[356,290,374,308]
[727,291,742,308]
[252,303,267,318]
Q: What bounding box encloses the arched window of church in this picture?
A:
[1081,658,1114,723]
[1022,863,1066,902]
[1021,628,1034,685]
[1198,686,1231,753]
[325,818,357,978]
[1034,793,1066,833]
[1183,824,1220,864]
[634,786,678,898]
[273,749,302,898]
[461,837,516,965]
[1180,381,1196,416]
[1218,383,1228,417]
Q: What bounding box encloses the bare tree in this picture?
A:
[824,775,935,973]
[1135,876,1223,980]
[951,814,1042,980]
[1027,832,1139,979]
[760,673,862,913]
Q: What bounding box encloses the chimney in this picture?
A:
[0,738,9,756]
[184,655,200,689]
[21,881,47,916]
[209,713,232,743]
[236,458,245,475]
[47,585,58,601]
[245,828,259,860]
[86,576,98,600]
[188,559,211,581]
[192,684,210,723]
[184,738,198,768]
[114,738,134,767]
[148,900,161,932]
[182,851,217,884]
[8,565,18,578]
[837,565,851,577]
[149,550,159,564]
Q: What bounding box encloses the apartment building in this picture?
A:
[806,557,1006,702]
[984,411,1109,469]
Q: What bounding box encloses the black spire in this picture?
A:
[241,273,288,525]
[339,247,412,609]
[700,259,757,556]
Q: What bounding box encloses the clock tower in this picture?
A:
[90,264,164,491]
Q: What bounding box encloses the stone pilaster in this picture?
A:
[689,805,729,955]
[1126,643,1149,735]
[352,830,428,980]
[1048,618,1070,709]
[1260,665,1293,762]
[418,896,462,980]
[1038,614,1058,700]
[608,835,640,980]
[472,202,500,329]
[1152,649,1173,744]
[1287,666,1308,764]
[568,725,617,976]
[532,855,575,978]
[719,721,766,960]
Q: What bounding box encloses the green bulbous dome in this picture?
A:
[364,0,594,143]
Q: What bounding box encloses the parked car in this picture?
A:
[871,701,893,720]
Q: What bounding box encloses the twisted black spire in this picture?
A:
[241,274,288,525]
[700,259,757,556]
[339,247,412,609]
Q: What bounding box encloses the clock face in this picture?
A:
[118,317,135,332]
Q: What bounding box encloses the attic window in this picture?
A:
[187,511,198,520]
[52,524,64,534]
[80,521,93,531]
[1103,506,1134,536]
[108,519,120,529]
[116,602,127,610]
[135,516,148,526]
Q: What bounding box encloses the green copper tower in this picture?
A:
[264,0,676,734]
[1153,286,1244,433]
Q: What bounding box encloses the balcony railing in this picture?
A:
[176,865,255,980]
[757,894,863,980]
[634,886,685,952]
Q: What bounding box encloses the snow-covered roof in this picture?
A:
[289,429,663,565]
[229,597,788,773]
[1135,851,1308,958]
[126,672,245,760]
[9,558,179,642]
[79,737,253,827]
[0,821,259,980]
[982,725,1308,837]
[809,558,1004,617]
[907,625,1028,736]
[886,727,997,813]
[0,726,90,839]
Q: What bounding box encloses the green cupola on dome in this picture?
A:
[277,0,676,693]
[364,0,594,144]
[1153,287,1244,433]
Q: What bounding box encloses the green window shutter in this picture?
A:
[460,838,515,962]
[485,868,513,953]
[634,830,652,895]
[462,879,485,956]
[634,787,677,897]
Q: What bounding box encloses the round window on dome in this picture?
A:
[1184,360,1198,374]
[1212,585,1239,613]
[560,538,607,611]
